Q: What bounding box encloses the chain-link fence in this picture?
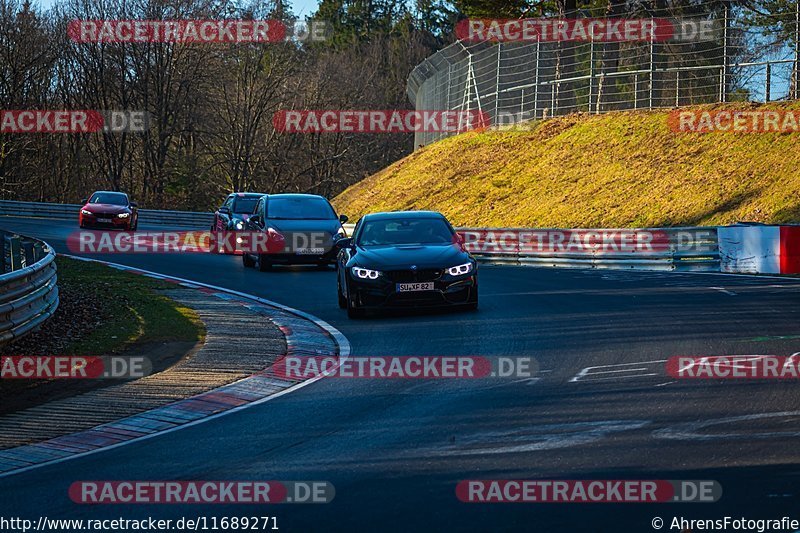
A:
[408,7,800,147]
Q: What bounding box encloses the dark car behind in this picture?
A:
[212,192,265,232]
[79,191,138,230]
[242,193,348,270]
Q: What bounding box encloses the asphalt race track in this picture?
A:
[1,216,800,532]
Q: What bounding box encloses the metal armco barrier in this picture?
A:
[456,227,720,271]
[0,232,58,346]
[0,200,214,228]
[1,203,722,271]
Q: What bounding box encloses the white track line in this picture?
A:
[0,255,350,479]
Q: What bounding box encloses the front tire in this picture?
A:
[242,252,255,268]
[337,276,347,309]
[258,254,272,272]
[347,303,365,318]
[346,287,364,318]
[464,285,478,311]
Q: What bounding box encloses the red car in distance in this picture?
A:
[79,191,139,230]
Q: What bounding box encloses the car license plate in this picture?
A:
[296,248,324,255]
[97,218,112,223]
[397,282,434,292]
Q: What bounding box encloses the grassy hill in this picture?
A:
[333,103,800,228]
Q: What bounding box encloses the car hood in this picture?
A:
[84,203,129,214]
[231,213,251,222]
[355,244,470,270]
[266,219,342,234]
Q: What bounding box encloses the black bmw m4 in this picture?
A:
[335,211,478,318]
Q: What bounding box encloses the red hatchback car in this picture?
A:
[79,191,139,230]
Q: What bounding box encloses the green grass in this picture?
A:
[57,257,204,355]
[333,102,800,228]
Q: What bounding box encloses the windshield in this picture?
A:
[266,197,336,220]
[89,192,128,206]
[232,196,260,214]
[357,218,453,246]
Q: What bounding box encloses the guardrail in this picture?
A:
[344,224,720,271]
[1,203,722,271]
[0,231,58,346]
[0,200,214,228]
[456,227,720,271]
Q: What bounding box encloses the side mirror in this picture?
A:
[81,198,88,204]
[250,214,261,225]
[339,214,349,223]
[336,237,353,249]
[218,206,230,215]
[130,202,138,208]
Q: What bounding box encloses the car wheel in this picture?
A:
[337,277,347,309]
[465,286,478,311]
[242,252,255,268]
[258,254,272,272]
[346,289,364,318]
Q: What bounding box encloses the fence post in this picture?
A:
[534,35,540,119]
[595,74,604,114]
[588,39,595,112]
[634,73,639,109]
[795,0,799,99]
[675,70,680,107]
[494,44,501,121]
[765,62,772,102]
[0,232,6,275]
[22,241,34,268]
[9,237,21,272]
[446,63,452,111]
[649,40,655,109]
[722,4,729,102]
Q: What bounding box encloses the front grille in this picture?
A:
[386,269,442,283]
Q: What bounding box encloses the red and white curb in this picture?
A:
[0,255,350,478]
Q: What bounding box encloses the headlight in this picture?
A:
[117,213,129,218]
[447,262,473,276]
[352,267,381,280]
[235,220,244,230]
[81,209,92,215]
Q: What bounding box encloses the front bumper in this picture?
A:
[348,274,477,309]
[262,248,339,265]
[79,214,132,229]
